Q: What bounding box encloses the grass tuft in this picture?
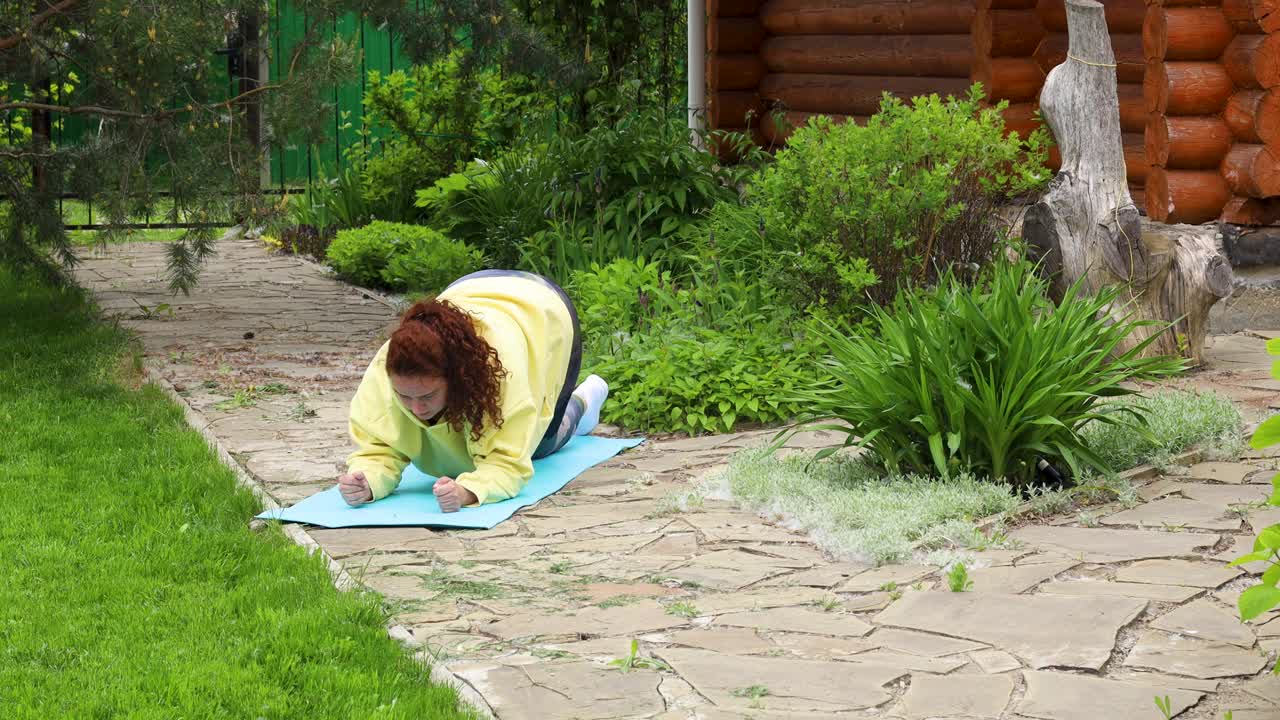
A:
[1081,389,1242,470]
[0,268,474,719]
[718,449,1019,565]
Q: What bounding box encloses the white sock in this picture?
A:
[572,374,609,436]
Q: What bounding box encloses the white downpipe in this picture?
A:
[687,0,706,150]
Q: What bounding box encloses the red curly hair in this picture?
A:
[387,299,506,442]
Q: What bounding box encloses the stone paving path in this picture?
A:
[75,236,1280,720]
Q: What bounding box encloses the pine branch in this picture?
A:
[0,0,80,52]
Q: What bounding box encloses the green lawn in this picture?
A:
[0,269,474,719]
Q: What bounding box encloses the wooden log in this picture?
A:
[1252,0,1280,33]
[713,0,761,18]
[1130,183,1146,209]
[1223,33,1280,88]
[1124,132,1150,182]
[1003,101,1044,138]
[1221,196,1280,225]
[976,9,1046,58]
[974,57,1046,102]
[759,0,976,35]
[1159,0,1224,6]
[1221,143,1280,197]
[760,35,974,78]
[1259,92,1280,146]
[1119,82,1146,132]
[1035,32,1146,83]
[708,17,766,55]
[1225,90,1267,142]
[1221,0,1263,33]
[1026,0,1231,364]
[993,0,1039,8]
[1145,167,1232,223]
[709,91,762,128]
[1038,0,1147,33]
[758,74,972,116]
[1143,8,1235,61]
[709,54,765,91]
[1145,115,1233,169]
[1144,60,1234,114]
[759,110,866,146]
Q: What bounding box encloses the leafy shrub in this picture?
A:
[788,260,1183,487]
[1231,338,1280,666]
[416,156,556,268]
[730,86,1049,318]
[363,51,555,223]
[327,221,483,292]
[381,228,484,294]
[326,222,397,288]
[274,224,333,261]
[1081,390,1241,469]
[576,257,817,435]
[422,109,762,281]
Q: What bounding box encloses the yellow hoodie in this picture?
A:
[346,275,574,505]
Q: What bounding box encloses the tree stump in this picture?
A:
[1023,0,1232,365]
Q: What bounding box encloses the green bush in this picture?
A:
[788,260,1184,487]
[421,109,762,282]
[363,51,555,224]
[730,86,1050,318]
[577,257,818,435]
[381,228,485,294]
[327,221,482,292]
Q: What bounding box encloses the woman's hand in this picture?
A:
[338,471,373,506]
[433,476,477,513]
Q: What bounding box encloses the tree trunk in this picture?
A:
[1022,0,1232,365]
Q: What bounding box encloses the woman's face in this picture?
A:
[390,374,449,423]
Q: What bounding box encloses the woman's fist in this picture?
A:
[338,471,373,506]
[432,476,477,513]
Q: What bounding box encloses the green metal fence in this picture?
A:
[268,0,422,188]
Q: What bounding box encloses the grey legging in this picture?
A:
[445,270,583,460]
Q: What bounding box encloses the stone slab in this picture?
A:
[1010,526,1219,563]
[867,628,988,657]
[1038,580,1202,603]
[1184,462,1262,484]
[767,632,879,660]
[875,592,1145,670]
[694,587,834,615]
[1016,670,1202,720]
[663,627,774,655]
[1124,630,1268,678]
[483,601,688,641]
[1115,559,1243,588]
[969,648,1022,673]
[656,648,909,713]
[1100,498,1242,531]
[716,607,873,637]
[450,660,665,720]
[901,674,1014,719]
[839,564,936,592]
[965,561,1077,593]
[1150,599,1257,647]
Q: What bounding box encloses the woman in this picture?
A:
[337,270,609,512]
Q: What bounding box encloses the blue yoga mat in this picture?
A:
[257,435,644,529]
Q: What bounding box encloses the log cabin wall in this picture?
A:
[707,0,768,139]
[710,0,1280,226]
[1145,0,1267,224]
[754,0,982,145]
